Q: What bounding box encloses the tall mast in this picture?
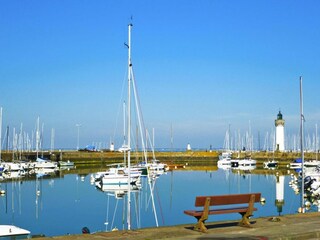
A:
[0,107,2,161]
[299,76,305,213]
[36,116,40,158]
[123,101,127,165]
[316,124,318,161]
[127,23,133,230]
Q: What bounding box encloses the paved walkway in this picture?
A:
[35,212,320,240]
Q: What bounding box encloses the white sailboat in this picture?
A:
[0,107,30,237]
[0,225,30,237]
[264,131,278,169]
[97,23,159,231]
[135,129,168,175]
[32,117,57,169]
[99,163,141,186]
[218,128,232,168]
[124,23,159,230]
[33,157,58,169]
[304,124,320,167]
[299,76,306,213]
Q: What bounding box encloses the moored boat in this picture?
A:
[0,225,30,238]
[100,167,140,186]
[33,157,58,169]
[58,160,75,167]
[217,152,232,168]
[264,160,278,169]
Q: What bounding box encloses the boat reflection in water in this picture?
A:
[289,165,320,212]
[95,180,142,199]
[92,169,163,232]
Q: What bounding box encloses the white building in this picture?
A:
[275,111,285,151]
[187,143,191,151]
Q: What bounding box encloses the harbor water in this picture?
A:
[0,165,313,237]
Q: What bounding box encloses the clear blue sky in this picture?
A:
[1,0,320,150]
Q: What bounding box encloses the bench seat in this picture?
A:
[184,207,257,217]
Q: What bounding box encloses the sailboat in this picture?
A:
[0,107,31,237]
[135,129,168,176]
[98,24,143,193]
[32,117,58,170]
[234,129,256,169]
[264,132,278,169]
[304,124,320,167]
[299,76,306,213]
[99,163,141,186]
[0,225,30,238]
[217,128,232,169]
[96,23,160,231]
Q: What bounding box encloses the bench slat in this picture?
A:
[184,207,257,217]
[195,193,261,206]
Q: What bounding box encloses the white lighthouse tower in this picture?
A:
[275,110,285,151]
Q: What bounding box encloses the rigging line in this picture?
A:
[146,177,159,226]
[123,194,128,230]
[150,180,159,227]
[146,130,156,159]
[133,191,141,228]
[112,64,128,144]
[146,177,156,208]
[155,184,165,225]
[105,194,110,231]
[131,68,146,133]
[1,125,8,150]
[111,199,119,231]
[131,67,148,162]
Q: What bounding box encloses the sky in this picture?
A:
[0,0,320,150]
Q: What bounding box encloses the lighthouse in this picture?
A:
[275,110,285,151]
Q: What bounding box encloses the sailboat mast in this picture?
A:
[0,107,2,161]
[123,101,127,165]
[299,76,305,213]
[316,124,318,161]
[36,116,40,159]
[127,23,133,231]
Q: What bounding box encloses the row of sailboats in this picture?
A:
[0,107,31,237]
[218,126,257,169]
[217,151,257,170]
[0,117,58,181]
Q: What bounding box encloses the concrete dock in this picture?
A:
[35,212,320,239]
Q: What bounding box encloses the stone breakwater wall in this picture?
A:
[0,150,315,165]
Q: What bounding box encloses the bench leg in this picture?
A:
[239,194,255,228]
[194,216,208,233]
[238,212,252,227]
[191,197,210,233]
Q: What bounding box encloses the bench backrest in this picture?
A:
[195,193,261,207]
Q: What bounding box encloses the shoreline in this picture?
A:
[32,212,320,240]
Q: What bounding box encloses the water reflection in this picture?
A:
[288,166,320,212]
[0,164,320,237]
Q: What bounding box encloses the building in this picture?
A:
[275,111,285,151]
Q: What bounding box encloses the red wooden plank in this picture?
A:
[195,193,261,207]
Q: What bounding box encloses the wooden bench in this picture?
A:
[184,193,261,232]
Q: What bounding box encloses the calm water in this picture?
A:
[0,166,313,237]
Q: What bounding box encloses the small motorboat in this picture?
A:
[0,225,30,237]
